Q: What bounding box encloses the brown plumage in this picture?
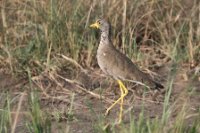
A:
[91,19,163,90]
[90,18,163,123]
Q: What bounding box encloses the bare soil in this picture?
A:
[0,64,200,133]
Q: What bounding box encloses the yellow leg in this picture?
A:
[118,80,128,123]
[105,80,128,123]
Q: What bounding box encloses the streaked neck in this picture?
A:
[100,31,110,44]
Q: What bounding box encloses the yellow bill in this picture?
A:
[90,22,100,29]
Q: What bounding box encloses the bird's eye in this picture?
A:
[97,21,100,24]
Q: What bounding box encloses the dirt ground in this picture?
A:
[0,63,200,133]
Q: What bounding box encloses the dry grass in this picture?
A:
[0,0,200,132]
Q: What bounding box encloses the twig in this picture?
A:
[11,92,26,133]
[33,79,86,108]
[57,74,114,104]
[125,79,151,89]
[58,54,86,72]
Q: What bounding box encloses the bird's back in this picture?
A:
[97,42,163,89]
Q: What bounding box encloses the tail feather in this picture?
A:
[132,68,164,90]
[140,74,164,90]
[154,81,164,90]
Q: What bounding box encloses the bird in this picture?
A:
[90,18,164,123]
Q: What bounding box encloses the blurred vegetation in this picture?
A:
[0,0,200,132]
[0,0,199,76]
